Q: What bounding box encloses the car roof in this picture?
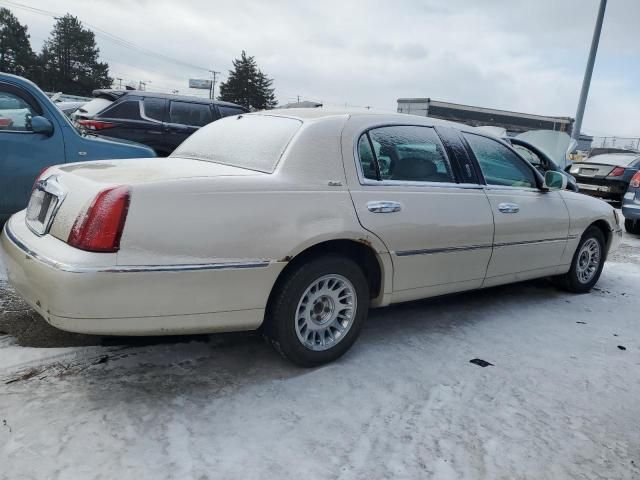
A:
[252,108,469,130]
[93,89,246,108]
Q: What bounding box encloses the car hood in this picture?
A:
[515,130,577,169]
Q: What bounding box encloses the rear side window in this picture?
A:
[172,114,301,173]
[170,101,213,126]
[0,90,37,132]
[101,100,142,120]
[142,97,165,122]
[218,105,246,118]
[464,133,537,188]
[362,125,455,183]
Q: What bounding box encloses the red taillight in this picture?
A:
[68,186,131,252]
[32,167,51,192]
[77,119,116,131]
[631,171,640,188]
[0,117,12,127]
[609,166,625,177]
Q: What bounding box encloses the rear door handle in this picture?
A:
[498,202,520,213]
[367,201,402,213]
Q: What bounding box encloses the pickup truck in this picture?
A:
[0,73,155,222]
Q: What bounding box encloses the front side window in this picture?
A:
[170,101,213,126]
[361,125,454,183]
[0,90,37,132]
[143,97,165,122]
[464,133,537,188]
[513,145,542,167]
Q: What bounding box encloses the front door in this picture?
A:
[348,125,495,302]
[462,132,570,285]
[0,83,65,219]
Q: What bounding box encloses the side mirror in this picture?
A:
[544,170,568,191]
[31,116,54,136]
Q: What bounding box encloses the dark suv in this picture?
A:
[72,90,248,156]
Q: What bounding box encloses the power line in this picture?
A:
[0,0,211,72]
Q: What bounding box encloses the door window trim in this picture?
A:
[353,123,483,189]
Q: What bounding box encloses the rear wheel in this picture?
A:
[554,226,606,293]
[625,218,640,235]
[265,255,369,367]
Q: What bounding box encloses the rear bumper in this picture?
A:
[1,213,283,335]
[575,178,628,200]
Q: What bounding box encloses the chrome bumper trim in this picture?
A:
[2,221,270,274]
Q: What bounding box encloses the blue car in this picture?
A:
[0,73,155,222]
[622,171,640,234]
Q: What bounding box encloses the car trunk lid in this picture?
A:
[28,157,260,243]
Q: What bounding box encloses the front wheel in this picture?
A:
[554,226,606,293]
[625,218,640,235]
[265,255,369,367]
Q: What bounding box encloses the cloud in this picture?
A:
[11,0,640,136]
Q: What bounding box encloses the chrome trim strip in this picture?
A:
[395,236,569,256]
[396,244,492,256]
[3,222,270,274]
[494,237,567,248]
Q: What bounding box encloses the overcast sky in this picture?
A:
[6,0,640,137]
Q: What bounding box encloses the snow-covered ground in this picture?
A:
[1,227,640,479]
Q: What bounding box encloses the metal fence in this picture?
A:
[591,136,640,151]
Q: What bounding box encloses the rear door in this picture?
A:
[164,100,215,150]
[348,124,495,301]
[462,132,570,284]
[0,82,65,217]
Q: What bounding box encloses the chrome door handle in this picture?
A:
[498,202,520,213]
[367,201,402,213]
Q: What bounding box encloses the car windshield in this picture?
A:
[171,114,302,173]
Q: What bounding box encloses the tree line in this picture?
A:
[0,7,277,109]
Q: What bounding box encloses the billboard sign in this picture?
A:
[189,79,212,90]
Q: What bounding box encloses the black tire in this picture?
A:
[625,218,640,235]
[554,226,606,293]
[264,255,369,367]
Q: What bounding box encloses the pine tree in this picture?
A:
[37,14,111,96]
[0,8,37,76]
[218,51,277,110]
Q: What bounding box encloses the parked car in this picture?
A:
[507,137,578,192]
[622,171,640,234]
[55,100,87,117]
[72,90,249,156]
[568,153,640,202]
[0,73,156,223]
[1,111,621,366]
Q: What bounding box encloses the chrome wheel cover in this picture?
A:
[295,274,357,351]
[576,238,601,284]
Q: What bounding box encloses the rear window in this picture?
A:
[76,97,113,117]
[143,97,165,122]
[587,154,639,167]
[171,114,301,173]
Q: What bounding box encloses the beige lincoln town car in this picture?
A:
[0,110,622,366]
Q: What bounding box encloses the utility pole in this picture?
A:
[209,70,220,100]
[297,95,301,103]
[572,0,607,142]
